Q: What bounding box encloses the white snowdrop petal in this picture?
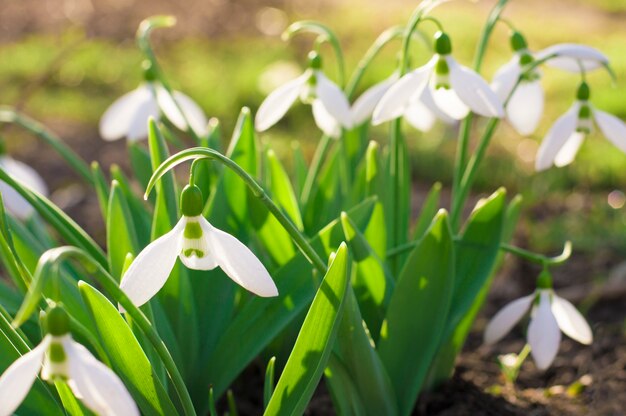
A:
[528,291,562,370]
[593,109,626,154]
[179,220,219,270]
[535,103,580,171]
[172,91,209,136]
[350,76,397,126]
[536,44,609,73]
[403,100,437,132]
[506,80,545,136]
[552,295,593,345]
[99,87,151,141]
[418,82,456,125]
[0,182,34,220]
[431,84,470,120]
[448,57,505,118]
[484,294,534,344]
[126,97,160,142]
[203,218,278,297]
[554,132,585,167]
[0,336,49,416]
[255,73,308,132]
[119,218,185,308]
[372,62,432,125]
[491,56,522,102]
[0,157,48,196]
[156,85,188,131]
[67,340,139,416]
[312,99,341,138]
[315,72,353,129]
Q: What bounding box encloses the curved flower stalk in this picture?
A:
[484,276,592,370]
[255,51,352,139]
[99,77,208,142]
[373,31,504,124]
[0,306,138,416]
[536,82,626,171]
[0,153,48,220]
[492,31,609,136]
[351,73,455,131]
[120,184,278,308]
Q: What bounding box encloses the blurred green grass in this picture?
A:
[1,0,626,254]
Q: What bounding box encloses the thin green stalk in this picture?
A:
[300,134,332,206]
[0,108,93,184]
[145,148,328,275]
[451,0,510,215]
[16,246,197,416]
[500,241,572,267]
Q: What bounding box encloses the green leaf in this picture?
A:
[110,164,152,247]
[412,182,442,240]
[291,141,308,199]
[378,211,454,416]
[55,380,87,416]
[324,354,367,416]
[264,243,350,416]
[106,180,139,281]
[303,146,343,232]
[264,357,276,409]
[91,161,110,223]
[340,212,393,338]
[266,149,303,230]
[128,141,154,192]
[78,282,178,416]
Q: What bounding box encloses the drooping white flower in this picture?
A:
[373,31,504,125]
[484,289,592,370]
[0,308,138,416]
[0,155,48,220]
[255,51,352,139]
[492,31,609,136]
[535,82,626,171]
[120,185,278,308]
[351,74,455,132]
[99,82,208,141]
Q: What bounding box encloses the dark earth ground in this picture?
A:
[4,120,624,416]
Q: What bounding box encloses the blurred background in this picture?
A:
[1,1,626,412]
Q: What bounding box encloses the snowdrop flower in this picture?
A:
[536,82,626,171]
[0,306,138,416]
[351,74,454,132]
[120,184,278,307]
[0,153,48,220]
[484,277,592,370]
[255,51,352,139]
[373,31,504,124]
[99,66,207,141]
[492,31,609,136]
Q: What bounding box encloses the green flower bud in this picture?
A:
[536,270,553,289]
[45,305,70,337]
[576,82,590,101]
[519,52,534,67]
[434,31,452,55]
[510,31,528,52]
[180,184,204,217]
[142,60,158,82]
[308,51,322,70]
[578,104,592,119]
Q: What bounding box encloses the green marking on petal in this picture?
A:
[184,221,203,239]
[183,248,205,257]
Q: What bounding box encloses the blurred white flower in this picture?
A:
[373,31,504,125]
[255,52,352,139]
[99,82,208,142]
[0,155,48,220]
[492,32,609,136]
[484,289,592,370]
[351,74,455,131]
[535,82,626,171]
[120,185,278,308]
[0,334,138,416]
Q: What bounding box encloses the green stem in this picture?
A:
[145,148,328,275]
[137,17,202,144]
[500,241,572,267]
[451,0,510,223]
[0,108,93,184]
[300,134,332,207]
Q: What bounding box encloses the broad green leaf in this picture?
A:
[341,212,393,338]
[412,182,442,240]
[264,243,349,416]
[330,289,397,416]
[91,161,110,223]
[324,354,367,416]
[291,141,308,199]
[303,146,342,232]
[128,140,153,192]
[110,164,152,247]
[266,149,303,230]
[78,282,178,416]
[362,201,387,262]
[378,211,454,416]
[55,380,87,416]
[106,180,139,281]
